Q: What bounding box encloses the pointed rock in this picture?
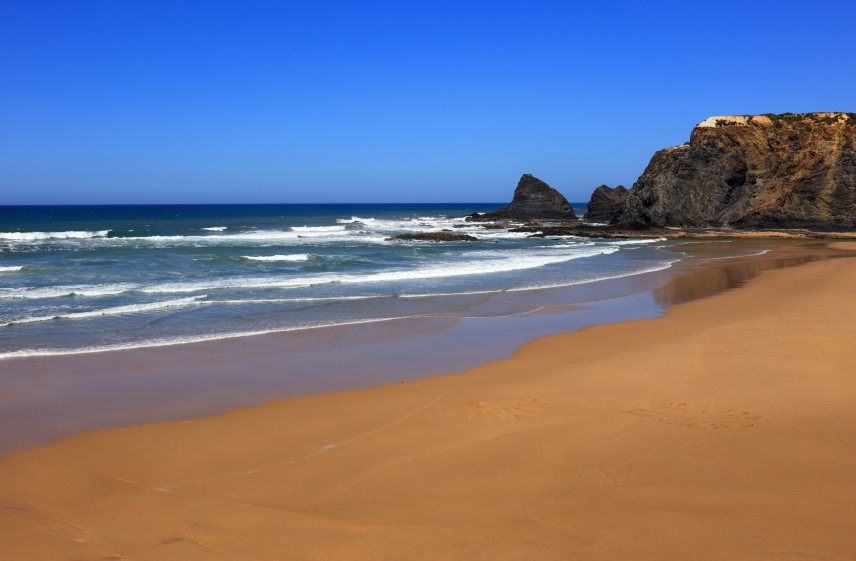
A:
[471,174,577,221]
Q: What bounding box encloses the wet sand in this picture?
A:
[1,241,855,559]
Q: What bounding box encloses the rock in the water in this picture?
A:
[469,174,577,221]
[386,232,479,242]
[584,185,628,223]
[619,113,856,229]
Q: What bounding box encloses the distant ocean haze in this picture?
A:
[0,204,682,358]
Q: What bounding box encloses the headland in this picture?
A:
[457,112,856,240]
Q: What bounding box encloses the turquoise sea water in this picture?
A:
[0,204,681,358]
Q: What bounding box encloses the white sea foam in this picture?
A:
[0,266,23,272]
[0,295,208,328]
[0,283,137,300]
[0,258,681,360]
[243,254,311,262]
[210,295,380,304]
[291,225,347,233]
[0,230,111,241]
[15,216,536,247]
[607,238,667,245]
[174,257,678,304]
[116,227,374,244]
[406,258,677,294]
[504,259,677,291]
[138,246,621,294]
[0,245,622,300]
[336,216,377,224]
[0,315,420,359]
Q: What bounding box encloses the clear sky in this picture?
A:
[2,1,854,204]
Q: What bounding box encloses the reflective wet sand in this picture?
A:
[654,246,847,306]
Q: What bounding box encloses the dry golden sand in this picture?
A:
[2,245,856,560]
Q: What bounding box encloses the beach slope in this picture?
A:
[2,245,855,560]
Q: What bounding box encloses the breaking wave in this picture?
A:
[0,246,619,299]
[336,216,377,224]
[0,230,111,241]
[0,296,209,328]
[0,284,137,300]
[243,254,311,262]
[138,246,621,294]
[0,258,681,360]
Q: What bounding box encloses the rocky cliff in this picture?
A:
[619,113,856,229]
[469,174,577,222]
[584,185,627,223]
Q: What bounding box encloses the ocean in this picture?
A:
[0,203,686,359]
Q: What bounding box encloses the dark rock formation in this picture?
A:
[619,113,856,229]
[584,185,628,223]
[386,232,479,242]
[468,174,577,222]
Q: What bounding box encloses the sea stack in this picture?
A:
[470,174,577,221]
[619,113,856,229]
[584,185,628,223]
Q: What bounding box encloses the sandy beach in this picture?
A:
[2,242,855,560]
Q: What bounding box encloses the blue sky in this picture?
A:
[1,1,854,204]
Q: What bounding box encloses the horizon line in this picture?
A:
[0,201,591,207]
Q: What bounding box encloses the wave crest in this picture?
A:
[242,254,310,262]
[336,216,376,224]
[0,283,137,300]
[291,225,346,233]
[0,230,111,241]
[0,295,208,328]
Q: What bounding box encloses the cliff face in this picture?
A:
[472,174,576,221]
[584,185,627,223]
[619,113,856,229]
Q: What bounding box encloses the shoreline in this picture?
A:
[2,242,856,558]
[0,239,836,457]
[0,256,677,362]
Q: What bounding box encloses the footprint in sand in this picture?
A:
[626,404,759,430]
[454,398,560,421]
[656,402,689,411]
